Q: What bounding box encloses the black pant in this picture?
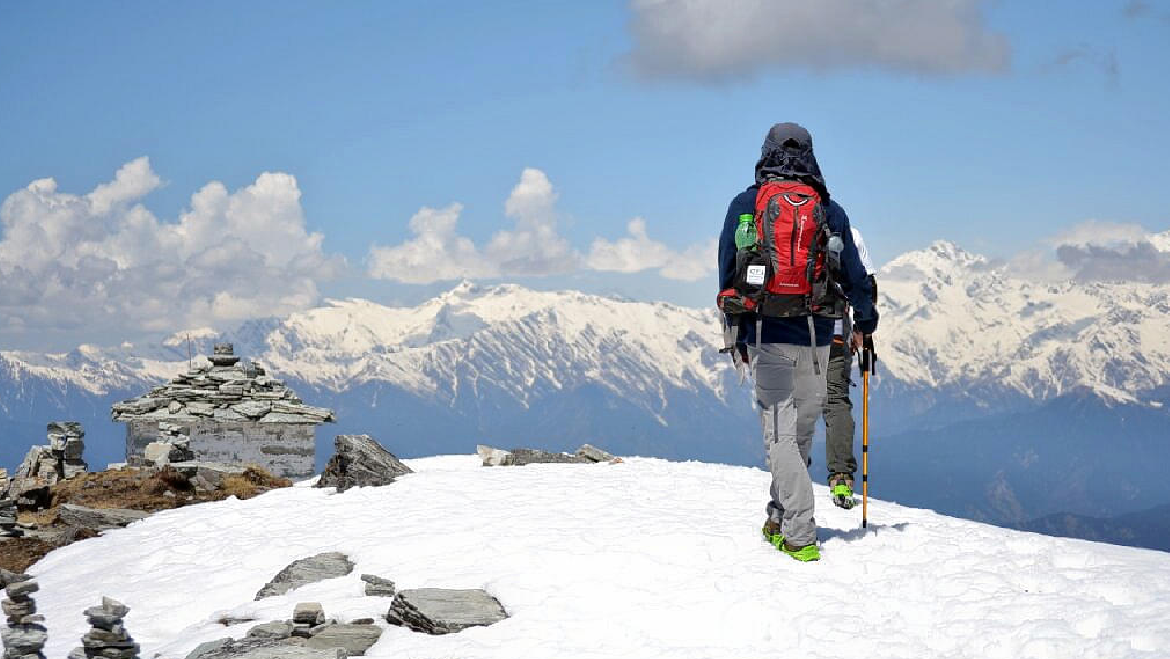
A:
[823,339,856,478]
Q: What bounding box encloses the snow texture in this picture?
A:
[29,455,1170,658]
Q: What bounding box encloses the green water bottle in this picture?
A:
[734,214,757,251]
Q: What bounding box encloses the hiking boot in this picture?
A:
[761,519,785,550]
[781,541,821,562]
[829,473,856,510]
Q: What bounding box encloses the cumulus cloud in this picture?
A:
[1007,220,1170,283]
[586,218,716,282]
[368,169,714,284]
[626,0,1009,80]
[0,158,345,344]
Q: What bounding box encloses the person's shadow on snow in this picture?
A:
[820,522,909,543]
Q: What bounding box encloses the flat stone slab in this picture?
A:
[184,638,344,659]
[255,553,354,600]
[576,444,615,462]
[58,504,149,531]
[303,624,383,655]
[315,435,412,492]
[507,448,590,466]
[386,588,508,635]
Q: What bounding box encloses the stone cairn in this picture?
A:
[3,422,87,507]
[1,574,47,659]
[0,496,20,540]
[111,343,334,426]
[68,597,139,659]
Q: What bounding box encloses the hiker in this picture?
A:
[717,122,878,562]
[824,227,875,510]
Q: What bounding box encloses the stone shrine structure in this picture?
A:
[111,343,335,479]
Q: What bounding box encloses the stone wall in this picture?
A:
[126,420,316,479]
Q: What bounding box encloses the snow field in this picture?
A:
[30,455,1170,658]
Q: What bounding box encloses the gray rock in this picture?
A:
[360,574,396,597]
[1,624,48,651]
[184,637,344,659]
[507,448,590,466]
[59,504,149,531]
[231,401,272,419]
[185,638,232,659]
[255,553,355,600]
[576,444,615,462]
[144,442,175,465]
[476,445,513,467]
[292,602,324,625]
[247,621,294,640]
[259,413,324,424]
[386,588,508,635]
[0,569,31,588]
[304,624,383,655]
[315,435,412,492]
[6,580,39,598]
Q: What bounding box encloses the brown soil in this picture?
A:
[0,465,291,573]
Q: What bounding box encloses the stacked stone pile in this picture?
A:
[68,597,139,659]
[0,469,9,494]
[1,575,47,659]
[0,497,23,540]
[111,343,335,426]
[3,423,88,507]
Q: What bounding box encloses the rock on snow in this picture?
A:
[25,455,1170,658]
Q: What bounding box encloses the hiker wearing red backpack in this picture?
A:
[717,123,878,562]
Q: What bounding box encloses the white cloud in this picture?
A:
[627,0,1009,80]
[367,203,499,283]
[369,169,713,284]
[586,218,716,282]
[1007,221,1170,283]
[0,158,345,343]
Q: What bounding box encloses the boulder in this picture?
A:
[386,588,508,635]
[360,574,396,597]
[255,553,354,600]
[476,445,513,467]
[184,638,344,659]
[576,444,615,463]
[315,435,412,492]
[304,625,383,655]
[247,622,294,640]
[58,503,149,531]
[292,602,324,626]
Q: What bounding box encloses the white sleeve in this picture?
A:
[851,227,874,274]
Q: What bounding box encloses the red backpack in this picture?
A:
[717,180,843,320]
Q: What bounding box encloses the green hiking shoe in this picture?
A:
[761,520,785,550]
[829,473,856,510]
[780,541,821,562]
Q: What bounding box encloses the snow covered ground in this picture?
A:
[30,455,1170,658]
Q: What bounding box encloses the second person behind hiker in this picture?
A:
[716,122,877,562]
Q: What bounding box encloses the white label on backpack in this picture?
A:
[746,265,766,286]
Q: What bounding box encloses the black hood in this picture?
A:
[754,122,829,201]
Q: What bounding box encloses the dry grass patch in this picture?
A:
[1,464,292,572]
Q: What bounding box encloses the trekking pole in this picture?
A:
[860,335,876,529]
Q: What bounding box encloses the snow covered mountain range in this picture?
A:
[2,240,1169,535]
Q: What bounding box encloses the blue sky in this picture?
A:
[1,1,1168,349]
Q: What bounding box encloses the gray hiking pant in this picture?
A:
[748,342,830,548]
[824,340,857,479]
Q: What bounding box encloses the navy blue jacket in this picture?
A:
[718,186,877,346]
